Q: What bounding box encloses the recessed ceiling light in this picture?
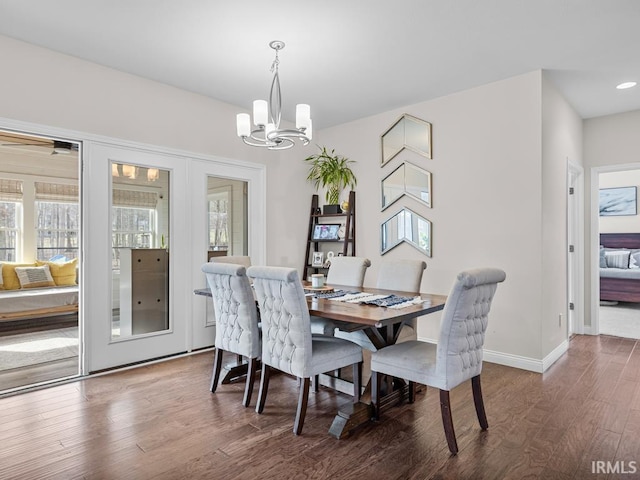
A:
[616,82,637,90]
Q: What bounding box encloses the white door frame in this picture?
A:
[590,162,640,336]
[567,160,584,335]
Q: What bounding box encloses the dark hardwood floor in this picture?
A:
[1,334,639,479]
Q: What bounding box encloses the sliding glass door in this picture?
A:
[0,130,81,393]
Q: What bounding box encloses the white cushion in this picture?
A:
[605,250,630,269]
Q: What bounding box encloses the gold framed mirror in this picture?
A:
[380,114,432,166]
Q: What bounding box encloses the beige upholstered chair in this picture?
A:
[247,265,363,435]
[201,262,261,407]
[209,255,252,268]
[371,267,506,454]
[334,258,427,351]
[310,256,371,335]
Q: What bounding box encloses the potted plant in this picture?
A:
[304,146,357,214]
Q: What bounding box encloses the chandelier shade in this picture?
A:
[236,41,312,150]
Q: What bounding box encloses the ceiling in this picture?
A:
[0,1,639,130]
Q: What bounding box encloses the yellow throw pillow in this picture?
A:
[15,265,56,289]
[1,262,36,290]
[36,258,78,286]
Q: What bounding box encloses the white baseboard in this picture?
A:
[417,336,569,374]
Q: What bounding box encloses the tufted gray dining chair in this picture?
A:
[247,265,363,435]
[310,256,371,336]
[201,262,261,407]
[370,267,506,455]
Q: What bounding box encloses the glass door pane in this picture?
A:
[111,163,170,339]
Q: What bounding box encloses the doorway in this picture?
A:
[0,130,81,393]
[596,168,640,339]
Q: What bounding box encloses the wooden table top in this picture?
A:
[306,284,446,329]
[194,283,447,330]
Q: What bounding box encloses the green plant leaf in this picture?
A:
[304,145,357,204]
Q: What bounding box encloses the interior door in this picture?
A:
[84,143,189,371]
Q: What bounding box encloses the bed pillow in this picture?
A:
[0,262,36,290]
[36,258,78,286]
[600,246,607,268]
[629,249,640,269]
[15,265,56,289]
[604,250,631,269]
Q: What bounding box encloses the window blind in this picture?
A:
[35,182,79,202]
[112,189,158,208]
[0,179,23,201]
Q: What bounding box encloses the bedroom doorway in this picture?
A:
[0,129,81,394]
[597,167,640,340]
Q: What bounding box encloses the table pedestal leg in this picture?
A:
[328,383,410,439]
[220,359,261,384]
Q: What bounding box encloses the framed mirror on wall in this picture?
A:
[110,162,170,339]
[380,114,432,166]
[381,207,431,257]
[381,162,432,210]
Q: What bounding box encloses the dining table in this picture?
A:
[305,283,446,438]
[194,282,447,438]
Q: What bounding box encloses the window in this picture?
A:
[35,202,79,260]
[0,179,23,262]
[0,201,19,262]
[111,189,158,268]
[34,182,79,261]
[208,186,230,252]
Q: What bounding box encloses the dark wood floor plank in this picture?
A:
[0,335,639,479]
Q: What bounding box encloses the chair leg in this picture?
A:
[242,357,258,408]
[313,374,319,393]
[256,365,271,414]
[472,374,489,430]
[439,389,459,455]
[371,371,381,420]
[294,378,310,435]
[352,362,362,403]
[210,348,224,393]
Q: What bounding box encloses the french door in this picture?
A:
[83,142,266,371]
[84,143,189,372]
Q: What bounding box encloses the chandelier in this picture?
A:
[236,41,312,150]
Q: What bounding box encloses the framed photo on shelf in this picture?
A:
[311,251,324,267]
[312,223,341,241]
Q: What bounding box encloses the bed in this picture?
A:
[0,286,79,322]
[600,233,640,303]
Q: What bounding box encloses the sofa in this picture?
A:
[600,233,640,303]
[0,259,79,322]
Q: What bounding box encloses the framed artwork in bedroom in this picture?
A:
[599,186,637,216]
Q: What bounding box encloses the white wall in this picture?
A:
[317,71,565,368]
[541,73,584,357]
